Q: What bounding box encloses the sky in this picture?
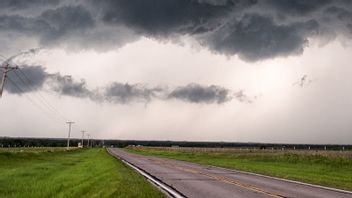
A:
[1,0,352,144]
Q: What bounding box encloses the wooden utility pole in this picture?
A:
[66,121,75,149]
[81,130,85,147]
[0,63,18,97]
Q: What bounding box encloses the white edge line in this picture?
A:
[207,164,352,195]
[107,149,185,198]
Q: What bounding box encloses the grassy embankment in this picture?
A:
[0,148,165,198]
[126,147,352,191]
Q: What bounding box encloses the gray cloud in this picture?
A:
[168,83,231,104]
[90,0,351,60]
[104,83,163,104]
[0,15,50,34]
[0,0,60,11]
[204,14,319,60]
[1,0,352,60]
[325,6,352,21]
[39,6,95,44]
[46,74,92,98]
[292,75,314,87]
[0,5,95,46]
[233,90,253,103]
[264,0,332,16]
[3,65,252,104]
[98,0,235,36]
[5,65,47,94]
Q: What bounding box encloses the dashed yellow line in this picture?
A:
[150,158,287,198]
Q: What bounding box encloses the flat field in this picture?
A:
[126,146,352,191]
[0,148,165,198]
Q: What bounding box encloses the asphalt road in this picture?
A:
[108,148,352,198]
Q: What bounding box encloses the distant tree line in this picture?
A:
[0,137,99,148]
[104,140,351,150]
[1,137,350,150]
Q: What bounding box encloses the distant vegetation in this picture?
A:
[0,148,165,198]
[127,147,352,191]
[1,137,351,151]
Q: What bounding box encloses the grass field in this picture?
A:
[126,146,352,191]
[0,148,165,198]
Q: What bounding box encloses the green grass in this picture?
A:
[126,147,352,191]
[0,148,165,198]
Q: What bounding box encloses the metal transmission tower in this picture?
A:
[0,63,18,97]
[66,121,75,149]
[81,130,85,148]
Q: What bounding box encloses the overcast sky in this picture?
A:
[1,0,352,144]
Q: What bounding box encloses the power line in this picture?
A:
[14,68,68,121]
[1,52,75,139]
[11,70,65,123]
[0,54,8,61]
[6,76,62,124]
[20,68,68,120]
[6,76,64,127]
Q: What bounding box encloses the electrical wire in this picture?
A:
[6,76,64,127]
[14,69,68,121]
[13,70,65,122]
[1,51,76,135]
[18,68,68,120]
[0,54,8,60]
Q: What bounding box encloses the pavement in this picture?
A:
[107,148,352,198]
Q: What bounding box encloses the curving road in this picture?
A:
[108,148,352,198]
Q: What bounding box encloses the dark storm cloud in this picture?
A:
[87,0,351,60]
[104,83,163,104]
[325,6,352,21]
[47,74,92,98]
[1,0,352,60]
[0,15,50,34]
[168,83,231,104]
[4,65,47,94]
[205,14,319,60]
[0,0,60,11]
[264,0,332,16]
[98,0,235,36]
[39,6,95,44]
[3,65,252,104]
[0,5,94,45]
[2,64,91,97]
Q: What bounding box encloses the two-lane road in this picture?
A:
[108,148,352,198]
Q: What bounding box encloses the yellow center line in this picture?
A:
[149,158,287,198]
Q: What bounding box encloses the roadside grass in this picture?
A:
[126,147,352,191]
[0,148,165,198]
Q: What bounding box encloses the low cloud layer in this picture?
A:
[5,65,47,94]
[1,0,352,60]
[3,65,253,104]
[168,83,231,104]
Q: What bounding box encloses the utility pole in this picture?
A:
[87,134,90,149]
[81,130,85,148]
[0,63,18,98]
[66,121,75,149]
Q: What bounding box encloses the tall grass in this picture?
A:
[0,148,165,198]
